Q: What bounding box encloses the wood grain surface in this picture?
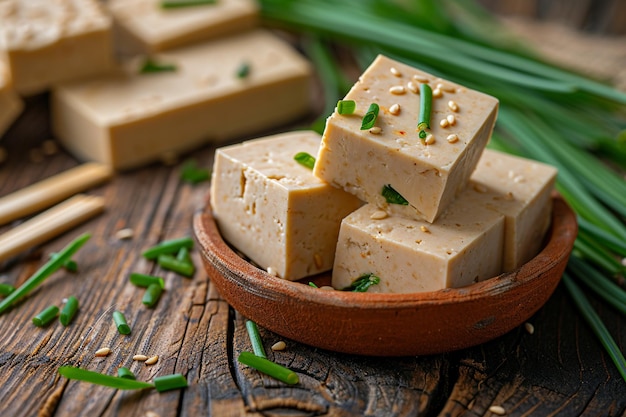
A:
[1,24,626,417]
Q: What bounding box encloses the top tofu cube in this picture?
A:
[313,55,499,223]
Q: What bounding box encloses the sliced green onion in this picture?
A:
[142,283,164,308]
[180,159,211,184]
[343,273,380,292]
[417,83,432,137]
[139,58,177,74]
[157,254,195,277]
[0,233,91,315]
[142,237,194,260]
[51,253,78,272]
[245,320,267,359]
[59,366,154,390]
[32,305,59,327]
[337,100,356,115]
[381,184,408,205]
[294,152,316,170]
[117,367,136,380]
[161,0,216,8]
[176,246,192,264]
[60,296,79,326]
[0,283,15,297]
[113,311,131,335]
[130,273,165,289]
[236,62,251,79]
[308,282,319,288]
[153,374,188,392]
[237,351,299,385]
[360,103,379,130]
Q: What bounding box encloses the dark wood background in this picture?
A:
[1,11,625,417]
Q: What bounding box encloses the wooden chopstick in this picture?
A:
[0,194,105,263]
[0,162,112,226]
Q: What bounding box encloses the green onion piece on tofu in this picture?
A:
[139,58,177,74]
[343,273,380,292]
[236,62,251,79]
[117,367,136,380]
[60,296,79,326]
[245,320,267,359]
[294,152,316,170]
[417,83,432,137]
[153,374,189,392]
[360,103,379,130]
[0,283,15,297]
[142,237,194,260]
[180,159,211,184]
[308,282,319,288]
[382,184,409,205]
[161,0,216,8]
[58,366,154,390]
[113,311,131,335]
[238,351,299,385]
[32,305,59,327]
[157,254,195,277]
[130,273,165,289]
[142,283,164,308]
[337,100,356,115]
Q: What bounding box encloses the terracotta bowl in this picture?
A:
[193,195,577,356]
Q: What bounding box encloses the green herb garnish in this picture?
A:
[113,311,131,335]
[142,237,194,260]
[59,366,188,392]
[343,273,380,292]
[161,0,216,8]
[157,254,195,277]
[130,273,165,289]
[382,184,409,205]
[337,99,356,115]
[139,58,177,74]
[180,159,211,184]
[236,62,251,79]
[0,283,15,297]
[294,152,316,170]
[142,283,163,308]
[117,367,136,380]
[32,305,59,327]
[238,351,299,384]
[60,296,79,326]
[417,83,432,138]
[360,103,379,130]
[154,374,189,392]
[308,282,319,288]
[245,320,267,359]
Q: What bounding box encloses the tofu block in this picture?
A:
[52,30,312,170]
[0,0,114,95]
[107,0,258,55]
[314,55,499,223]
[210,131,363,281]
[0,65,23,138]
[470,149,557,271]
[332,189,505,294]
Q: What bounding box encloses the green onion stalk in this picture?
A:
[258,0,626,381]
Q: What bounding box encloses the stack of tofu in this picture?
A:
[0,0,312,169]
[211,55,558,293]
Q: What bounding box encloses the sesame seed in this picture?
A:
[95,347,111,357]
[439,119,449,128]
[489,405,506,415]
[420,226,430,233]
[508,170,515,179]
[407,81,419,94]
[446,134,459,143]
[447,114,456,125]
[389,85,406,95]
[266,266,278,276]
[389,103,401,115]
[424,134,436,145]
[390,67,402,77]
[370,210,388,220]
[448,100,459,112]
[145,355,159,365]
[621,257,626,267]
[524,322,535,334]
[432,88,442,98]
[271,341,287,351]
[133,354,148,361]
[115,228,134,240]
[437,82,456,92]
[369,126,382,134]
[413,74,429,83]
[514,175,526,184]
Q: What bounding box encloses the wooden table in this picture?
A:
[1,42,626,417]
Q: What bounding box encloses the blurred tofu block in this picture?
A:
[107,0,258,55]
[0,66,22,138]
[51,30,312,170]
[0,0,114,95]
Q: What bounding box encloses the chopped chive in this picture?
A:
[382,184,409,205]
[117,367,136,380]
[32,305,59,327]
[139,58,177,74]
[157,254,195,277]
[0,283,15,297]
[245,320,267,359]
[60,296,79,326]
[0,233,91,315]
[113,311,131,335]
[58,366,154,390]
[294,152,316,170]
[180,159,211,184]
[417,83,432,137]
[130,273,165,289]
[343,273,380,292]
[337,99,356,115]
[51,253,78,272]
[308,282,319,288]
[142,237,194,260]
[142,283,164,308]
[153,374,188,392]
[176,246,192,264]
[237,351,299,385]
[161,0,216,8]
[236,62,251,79]
[360,103,379,130]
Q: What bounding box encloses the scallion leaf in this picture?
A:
[60,296,79,326]
[381,184,408,205]
[59,366,154,390]
[238,351,299,385]
[32,305,59,327]
[142,283,164,308]
[153,374,188,392]
[142,237,194,260]
[337,100,356,115]
[130,273,165,289]
[245,320,267,359]
[294,152,316,170]
[342,273,380,292]
[360,103,379,130]
[417,82,432,137]
[180,160,211,184]
[157,254,195,277]
[117,367,136,380]
[113,311,131,335]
